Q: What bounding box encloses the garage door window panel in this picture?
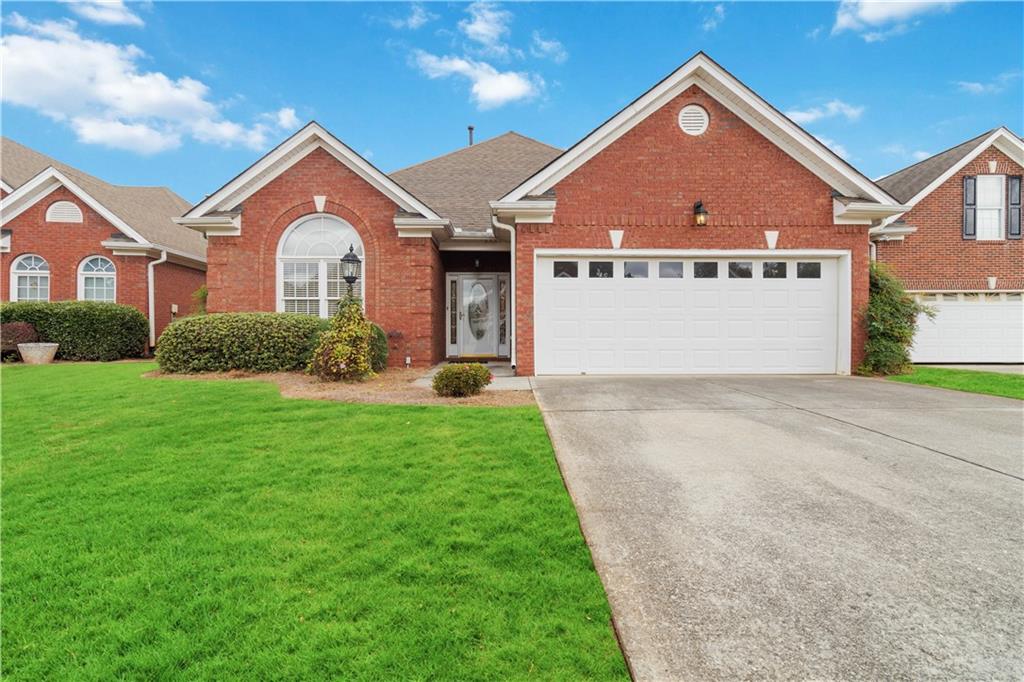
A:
[763,262,787,279]
[659,262,684,278]
[624,261,648,279]
[797,262,822,279]
[553,261,578,278]
[728,262,753,279]
[694,262,718,278]
[589,262,614,278]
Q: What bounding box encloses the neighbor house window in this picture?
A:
[11,254,50,301]
[277,214,364,318]
[975,175,1005,241]
[78,256,116,302]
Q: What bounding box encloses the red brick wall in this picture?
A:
[513,85,870,375]
[205,147,444,366]
[153,260,206,340]
[875,147,1024,290]
[1,187,150,317]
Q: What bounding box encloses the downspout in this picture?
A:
[147,249,168,347]
[491,215,516,369]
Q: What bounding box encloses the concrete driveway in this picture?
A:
[534,375,1024,680]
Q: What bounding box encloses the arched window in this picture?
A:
[78,256,116,302]
[46,201,84,223]
[277,214,365,318]
[11,254,50,301]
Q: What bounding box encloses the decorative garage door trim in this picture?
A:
[532,249,851,374]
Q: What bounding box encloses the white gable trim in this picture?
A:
[182,121,442,221]
[499,52,899,207]
[1,179,13,194]
[0,167,149,245]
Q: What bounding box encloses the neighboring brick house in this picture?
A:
[0,138,207,344]
[178,52,909,375]
[874,128,1024,363]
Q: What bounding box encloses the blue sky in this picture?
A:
[2,1,1022,203]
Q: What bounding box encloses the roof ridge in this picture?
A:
[390,131,558,175]
[875,128,997,182]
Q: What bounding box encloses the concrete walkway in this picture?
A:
[921,364,1024,375]
[535,375,1024,680]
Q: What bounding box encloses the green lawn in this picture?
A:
[1,363,627,680]
[889,366,1024,400]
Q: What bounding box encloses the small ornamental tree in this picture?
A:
[308,297,374,381]
[859,263,933,376]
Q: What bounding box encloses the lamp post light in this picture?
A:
[340,244,362,298]
[693,200,709,227]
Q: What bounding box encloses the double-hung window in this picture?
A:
[975,175,1005,241]
[11,254,50,301]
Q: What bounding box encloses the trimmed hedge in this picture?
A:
[433,363,492,397]
[0,301,148,361]
[157,313,324,373]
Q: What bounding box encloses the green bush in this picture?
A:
[432,363,492,397]
[191,285,208,315]
[1,321,39,358]
[308,300,374,381]
[0,301,148,361]
[156,313,324,373]
[369,323,389,372]
[859,263,933,376]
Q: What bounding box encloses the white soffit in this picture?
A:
[183,122,443,221]
[500,52,898,206]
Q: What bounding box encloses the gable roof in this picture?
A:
[499,51,900,207]
[390,132,561,231]
[876,127,1024,205]
[0,137,205,259]
[182,121,443,222]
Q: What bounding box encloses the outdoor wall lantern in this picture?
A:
[693,200,709,227]
[341,244,362,297]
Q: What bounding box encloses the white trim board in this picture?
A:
[182,121,443,222]
[500,52,899,208]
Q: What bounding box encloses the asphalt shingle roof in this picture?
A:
[390,132,561,231]
[875,130,996,204]
[1,137,206,259]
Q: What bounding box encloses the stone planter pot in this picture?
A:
[18,342,59,365]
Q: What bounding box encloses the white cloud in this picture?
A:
[956,71,1021,95]
[806,25,824,40]
[530,31,567,64]
[412,50,541,109]
[59,0,144,27]
[816,135,850,159]
[882,143,931,162]
[274,107,301,130]
[388,3,436,30]
[0,14,299,154]
[785,99,865,125]
[832,0,961,41]
[459,2,513,57]
[702,4,725,32]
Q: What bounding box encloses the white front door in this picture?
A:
[460,275,497,357]
[534,255,842,375]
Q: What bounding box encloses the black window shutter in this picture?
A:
[963,175,976,240]
[1008,175,1022,240]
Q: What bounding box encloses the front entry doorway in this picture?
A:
[446,273,510,359]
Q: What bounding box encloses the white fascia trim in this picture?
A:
[533,247,850,257]
[173,215,241,236]
[1,179,13,194]
[183,122,442,221]
[438,240,510,252]
[882,127,1024,227]
[394,217,451,240]
[500,54,896,206]
[0,167,149,245]
[101,240,207,267]
[868,223,917,241]
[490,199,556,224]
[834,199,911,225]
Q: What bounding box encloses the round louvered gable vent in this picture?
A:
[677,104,709,136]
[45,200,84,223]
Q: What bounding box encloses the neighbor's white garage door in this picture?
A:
[911,292,1024,363]
[535,255,839,374]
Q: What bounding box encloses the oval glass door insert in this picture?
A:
[468,282,489,340]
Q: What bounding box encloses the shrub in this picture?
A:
[308,300,374,381]
[0,301,148,361]
[859,263,933,376]
[369,323,389,373]
[156,313,324,373]
[432,363,492,397]
[1,322,39,357]
[191,285,208,315]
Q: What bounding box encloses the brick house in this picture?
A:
[873,128,1023,363]
[178,52,911,375]
[0,138,207,344]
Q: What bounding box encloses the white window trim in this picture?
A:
[975,174,1006,242]
[10,253,50,302]
[77,255,117,302]
[275,213,367,318]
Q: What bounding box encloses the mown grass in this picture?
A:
[889,366,1024,400]
[1,363,627,680]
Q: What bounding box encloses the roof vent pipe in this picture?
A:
[468,125,475,146]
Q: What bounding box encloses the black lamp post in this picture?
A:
[340,244,361,298]
[693,200,709,227]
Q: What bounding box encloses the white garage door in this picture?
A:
[535,255,840,375]
[911,292,1024,363]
